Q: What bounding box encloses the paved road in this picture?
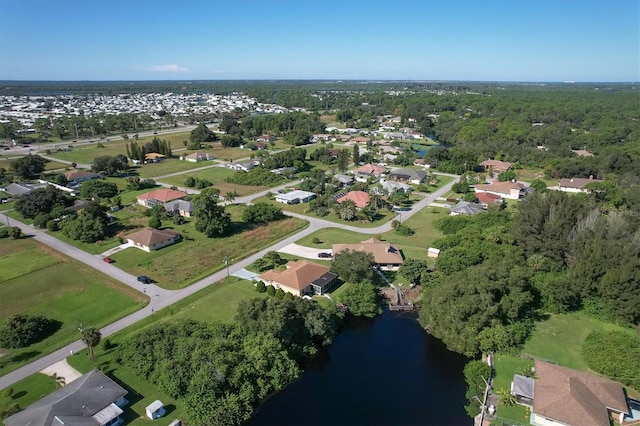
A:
[0,174,458,389]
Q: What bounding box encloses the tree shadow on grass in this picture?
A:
[9,350,41,363]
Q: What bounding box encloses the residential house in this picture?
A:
[475,192,503,208]
[274,190,316,205]
[3,182,48,197]
[350,136,371,144]
[256,135,275,143]
[137,188,188,208]
[332,238,404,270]
[182,151,215,162]
[163,199,193,217]
[4,369,128,426]
[510,360,631,426]
[353,164,387,182]
[64,169,100,185]
[336,190,370,209]
[480,159,513,174]
[260,260,338,297]
[449,201,485,216]
[226,160,256,172]
[557,177,603,193]
[377,179,412,194]
[144,153,166,163]
[271,167,297,176]
[145,400,166,420]
[126,228,181,252]
[333,174,354,187]
[474,181,526,200]
[388,168,427,185]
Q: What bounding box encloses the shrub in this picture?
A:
[46,219,60,231]
[283,292,294,301]
[0,228,9,238]
[583,330,640,389]
[275,288,285,299]
[266,285,276,297]
[102,338,113,350]
[185,176,196,187]
[10,227,22,239]
[148,216,162,229]
[312,237,321,244]
[255,281,267,293]
[0,315,61,348]
[33,213,49,229]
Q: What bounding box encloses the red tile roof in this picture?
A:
[353,164,386,175]
[475,192,502,203]
[137,188,188,203]
[337,191,370,208]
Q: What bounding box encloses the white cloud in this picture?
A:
[148,64,189,73]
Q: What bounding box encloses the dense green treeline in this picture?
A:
[116,297,341,426]
[419,189,640,358]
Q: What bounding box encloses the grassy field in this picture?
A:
[0,157,69,172]
[515,168,558,186]
[296,206,445,261]
[109,210,309,289]
[30,278,266,425]
[132,159,208,179]
[157,166,271,196]
[0,239,147,376]
[521,312,638,371]
[46,134,248,165]
[491,354,531,426]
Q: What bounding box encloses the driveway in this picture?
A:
[39,359,82,384]
[278,243,331,260]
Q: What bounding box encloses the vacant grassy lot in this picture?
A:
[110,212,308,289]
[515,168,558,186]
[296,206,445,260]
[522,312,638,371]
[0,157,69,172]
[0,239,147,376]
[157,166,271,196]
[132,159,207,179]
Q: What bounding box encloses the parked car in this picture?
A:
[318,252,333,259]
[103,257,114,263]
[137,275,152,284]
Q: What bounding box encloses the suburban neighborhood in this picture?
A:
[0,80,638,426]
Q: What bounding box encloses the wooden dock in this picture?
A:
[388,287,414,311]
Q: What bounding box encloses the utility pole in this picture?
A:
[224,256,233,281]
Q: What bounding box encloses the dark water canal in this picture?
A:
[248,310,470,426]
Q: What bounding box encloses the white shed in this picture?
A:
[145,400,166,420]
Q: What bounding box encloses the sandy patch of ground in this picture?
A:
[39,358,83,384]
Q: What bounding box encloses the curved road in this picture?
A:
[0,174,458,390]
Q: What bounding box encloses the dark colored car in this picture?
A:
[318,252,333,259]
[103,257,114,263]
[137,275,152,284]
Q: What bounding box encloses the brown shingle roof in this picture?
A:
[137,188,188,203]
[337,191,370,208]
[126,228,180,247]
[558,177,603,189]
[332,238,403,265]
[64,170,99,180]
[474,181,524,195]
[353,164,387,175]
[533,360,628,426]
[480,159,513,172]
[260,260,332,291]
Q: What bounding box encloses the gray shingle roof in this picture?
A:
[4,369,127,426]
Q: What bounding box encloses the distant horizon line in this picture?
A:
[0,79,638,84]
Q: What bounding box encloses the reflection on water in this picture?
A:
[248,311,470,426]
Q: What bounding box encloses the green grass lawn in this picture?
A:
[296,206,444,261]
[522,312,638,371]
[0,158,68,172]
[0,372,59,415]
[490,354,532,426]
[131,159,208,179]
[109,212,309,290]
[157,166,271,196]
[515,168,558,186]
[0,239,147,376]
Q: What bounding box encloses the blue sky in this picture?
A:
[0,0,638,82]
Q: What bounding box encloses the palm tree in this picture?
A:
[50,372,66,388]
[223,190,238,205]
[81,327,102,359]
